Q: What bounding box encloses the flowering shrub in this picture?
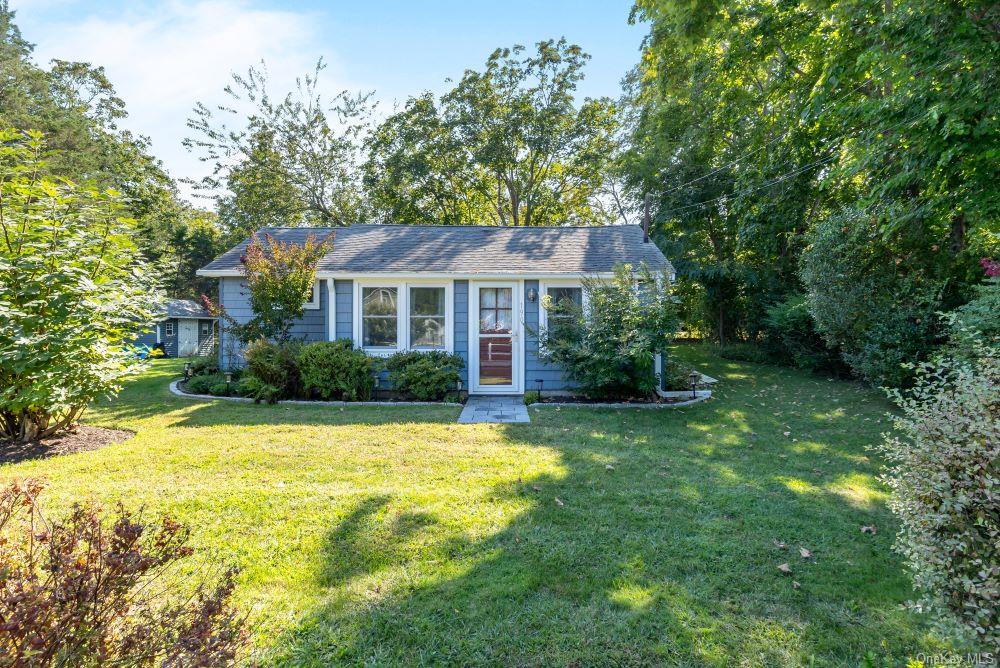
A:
[537,264,679,400]
[0,130,162,443]
[0,478,247,665]
[204,231,331,346]
[876,343,999,648]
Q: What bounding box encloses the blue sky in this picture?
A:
[11,0,646,200]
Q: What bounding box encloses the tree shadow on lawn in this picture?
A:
[264,388,946,666]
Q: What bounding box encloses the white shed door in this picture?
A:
[177,320,199,357]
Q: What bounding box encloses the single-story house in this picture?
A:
[197,224,673,395]
[133,299,218,358]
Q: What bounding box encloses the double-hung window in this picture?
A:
[539,282,584,335]
[164,322,174,337]
[355,282,452,354]
[361,286,399,349]
[409,286,446,349]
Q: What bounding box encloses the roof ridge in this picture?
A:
[347,223,642,230]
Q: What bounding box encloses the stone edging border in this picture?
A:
[528,389,711,409]
[168,379,463,407]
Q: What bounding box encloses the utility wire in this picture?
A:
[655,53,965,201]
[658,103,941,218]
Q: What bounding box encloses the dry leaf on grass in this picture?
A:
[772,540,787,550]
[860,525,877,535]
[777,563,792,574]
[554,497,564,507]
[799,547,813,559]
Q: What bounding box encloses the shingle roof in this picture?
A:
[199,225,672,276]
[198,227,337,274]
[164,299,214,319]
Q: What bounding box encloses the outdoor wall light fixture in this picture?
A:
[527,288,537,303]
[688,370,701,400]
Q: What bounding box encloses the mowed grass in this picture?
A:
[0,346,949,665]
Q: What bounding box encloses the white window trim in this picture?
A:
[352,280,454,356]
[538,280,588,332]
[303,280,321,310]
[164,321,174,337]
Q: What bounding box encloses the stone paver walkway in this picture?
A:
[458,395,530,423]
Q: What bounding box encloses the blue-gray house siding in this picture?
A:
[219,277,328,368]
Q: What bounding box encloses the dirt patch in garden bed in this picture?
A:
[0,426,134,464]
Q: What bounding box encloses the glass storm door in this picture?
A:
[473,283,520,392]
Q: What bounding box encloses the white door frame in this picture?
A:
[468,280,523,394]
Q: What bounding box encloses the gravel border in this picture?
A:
[168,380,463,407]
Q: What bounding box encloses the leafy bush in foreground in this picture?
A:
[876,343,999,648]
[243,339,302,403]
[384,350,465,401]
[538,264,679,400]
[0,478,247,665]
[297,340,377,401]
[0,130,162,443]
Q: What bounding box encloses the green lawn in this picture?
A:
[1,346,949,665]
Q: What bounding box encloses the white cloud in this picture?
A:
[20,0,360,203]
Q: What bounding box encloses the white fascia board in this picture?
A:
[318,271,615,280]
[196,269,243,277]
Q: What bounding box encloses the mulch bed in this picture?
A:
[0,426,134,465]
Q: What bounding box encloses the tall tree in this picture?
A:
[625,0,1000,381]
[185,60,374,228]
[365,40,621,226]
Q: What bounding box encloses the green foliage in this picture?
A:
[877,343,999,648]
[538,264,679,399]
[190,356,220,377]
[383,351,465,401]
[297,340,377,402]
[713,343,772,366]
[523,391,540,405]
[763,293,845,374]
[0,130,162,442]
[946,276,1000,358]
[625,0,1000,380]
[365,40,621,226]
[210,232,330,345]
[242,340,302,403]
[183,372,226,395]
[0,4,223,300]
[660,357,695,392]
[801,212,941,386]
[186,60,373,229]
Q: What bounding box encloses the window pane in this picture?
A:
[548,287,582,308]
[495,308,512,331]
[411,316,445,348]
[363,316,397,347]
[479,310,497,332]
[481,288,496,308]
[362,287,397,316]
[410,287,444,316]
[496,288,512,308]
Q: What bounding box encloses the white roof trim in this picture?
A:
[318,271,616,280]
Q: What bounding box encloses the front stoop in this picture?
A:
[457,395,530,424]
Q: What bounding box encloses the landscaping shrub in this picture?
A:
[243,339,302,403]
[0,131,162,443]
[184,372,241,397]
[297,340,377,401]
[946,275,1000,359]
[0,478,247,665]
[190,355,220,376]
[538,264,679,400]
[384,350,465,401]
[762,293,845,373]
[523,390,540,405]
[660,357,696,391]
[876,343,999,649]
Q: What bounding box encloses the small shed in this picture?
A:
[134,299,217,358]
